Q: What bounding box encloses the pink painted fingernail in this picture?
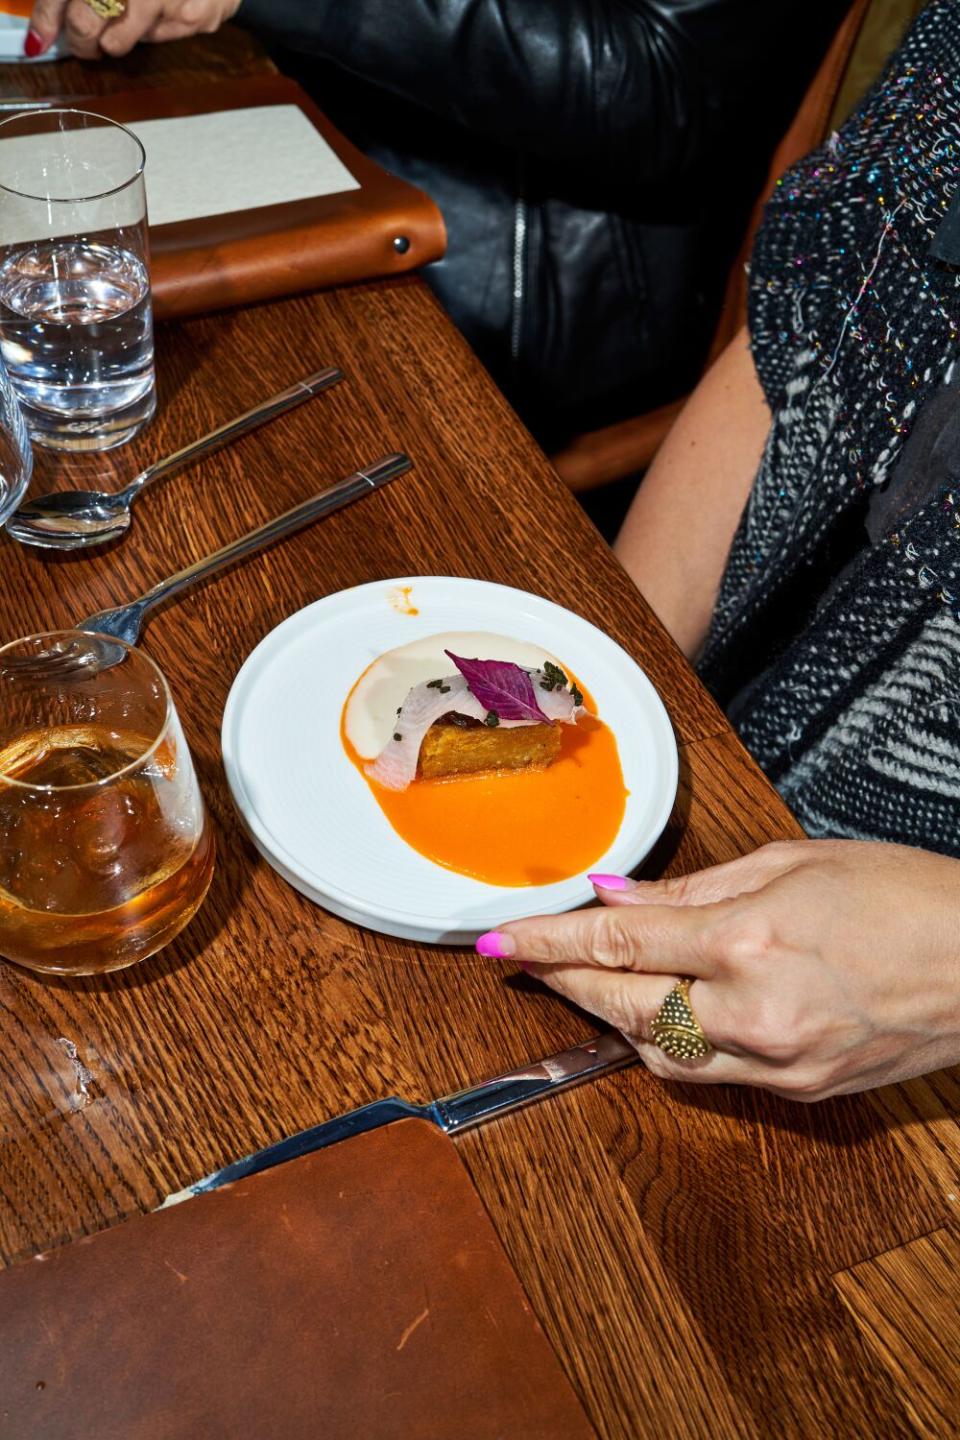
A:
[475,930,515,958]
[588,873,634,891]
[24,29,49,58]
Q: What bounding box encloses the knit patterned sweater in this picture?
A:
[699,0,960,858]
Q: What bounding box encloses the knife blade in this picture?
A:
[160,1031,637,1208]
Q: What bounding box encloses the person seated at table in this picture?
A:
[474,0,960,1102]
[24,0,848,448]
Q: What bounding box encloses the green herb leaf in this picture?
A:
[483,711,500,727]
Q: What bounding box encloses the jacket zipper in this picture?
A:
[510,159,527,364]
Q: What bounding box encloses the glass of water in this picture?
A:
[0,109,155,452]
[0,343,32,525]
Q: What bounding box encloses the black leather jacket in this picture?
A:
[239,0,848,445]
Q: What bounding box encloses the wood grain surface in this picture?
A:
[0,24,271,104]
[835,1227,960,1438]
[0,31,956,1440]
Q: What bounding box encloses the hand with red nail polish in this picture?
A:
[474,841,960,1103]
[25,0,241,62]
[23,28,49,57]
[24,0,73,59]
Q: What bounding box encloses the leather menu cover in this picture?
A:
[0,1118,595,1440]
[72,74,447,319]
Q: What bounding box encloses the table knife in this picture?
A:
[160,1031,637,1208]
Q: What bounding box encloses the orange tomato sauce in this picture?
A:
[341,681,628,887]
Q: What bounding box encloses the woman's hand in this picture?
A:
[476,840,960,1100]
[26,0,240,60]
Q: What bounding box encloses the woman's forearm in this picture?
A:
[614,328,770,660]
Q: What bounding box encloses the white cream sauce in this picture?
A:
[343,631,562,759]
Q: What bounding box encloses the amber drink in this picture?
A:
[0,632,214,975]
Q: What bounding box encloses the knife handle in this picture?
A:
[434,1031,638,1135]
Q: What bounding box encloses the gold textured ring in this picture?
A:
[650,978,712,1060]
[83,0,126,17]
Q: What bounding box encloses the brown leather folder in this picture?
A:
[0,1118,595,1439]
[73,74,447,319]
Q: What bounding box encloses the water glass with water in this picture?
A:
[0,108,155,452]
[0,340,31,525]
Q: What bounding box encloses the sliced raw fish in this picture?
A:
[366,667,583,792]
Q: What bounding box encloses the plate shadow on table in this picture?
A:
[637,757,692,882]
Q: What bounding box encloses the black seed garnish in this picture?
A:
[540,660,582,706]
[539,660,567,692]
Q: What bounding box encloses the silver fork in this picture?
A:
[1,453,412,682]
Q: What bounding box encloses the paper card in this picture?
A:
[128,105,360,226]
[0,105,359,237]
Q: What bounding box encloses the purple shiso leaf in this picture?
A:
[444,651,550,722]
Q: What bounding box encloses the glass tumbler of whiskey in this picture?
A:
[0,630,214,975]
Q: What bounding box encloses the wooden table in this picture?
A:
[0,32,957,1440]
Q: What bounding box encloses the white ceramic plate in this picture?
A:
[221,577,678,943]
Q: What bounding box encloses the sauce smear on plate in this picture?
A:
[342,642,628,886]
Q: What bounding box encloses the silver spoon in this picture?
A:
[5,366,344,551]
